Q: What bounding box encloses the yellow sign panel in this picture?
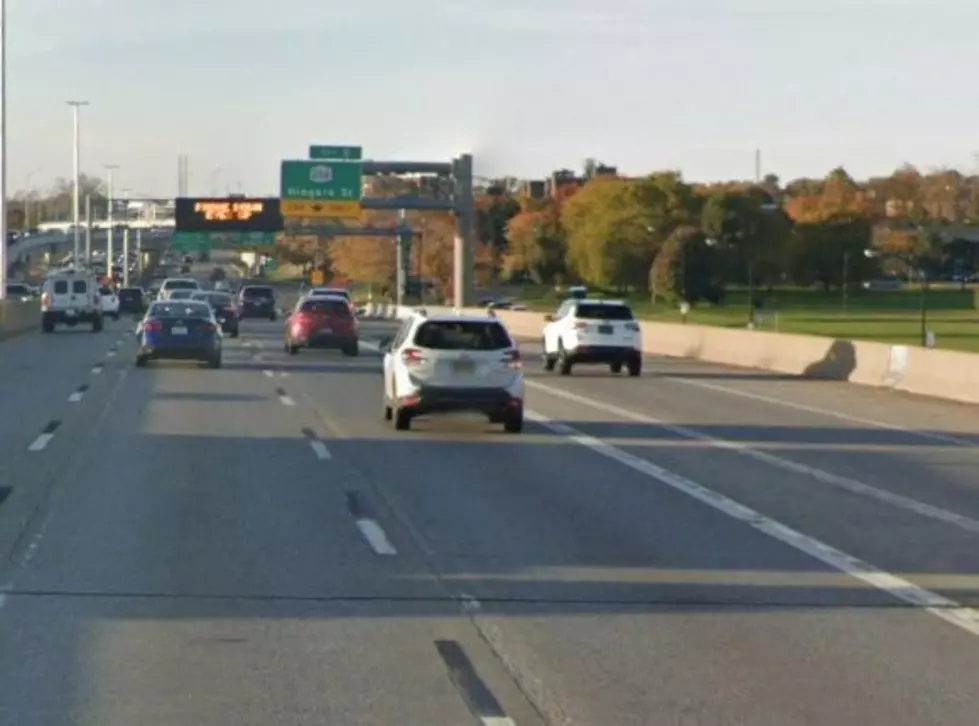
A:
[281,199,361,219]
[310,270,325,286]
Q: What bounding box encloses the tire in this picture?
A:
[393,406,412,431]
[503,407,524,433]
[627,357,641,377]
[342,342,359,357]
[542,339,556,371]
[610,362,623,374]
[208,356,222,369]
[41,320,54,334]
[383,401,393,421]
[287,343,299,356]
[558,344,573,376]
[269,312,277,322]
[135,355,147,367]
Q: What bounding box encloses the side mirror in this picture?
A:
[544,314,554,322]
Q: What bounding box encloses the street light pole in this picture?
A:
[66,100,89,264]
[105,164,118,282]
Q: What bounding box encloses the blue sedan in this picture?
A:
[136,300,223,368]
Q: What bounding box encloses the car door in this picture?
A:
[543,302,570,354]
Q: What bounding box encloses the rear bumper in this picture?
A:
[566,344,640,364]
[138,344,218,361]
[400,385,521,416]
[290,333,357,349]
[216,316,239,331]
[43,310,101,324]
[239,305,276,318]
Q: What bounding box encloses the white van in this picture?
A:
[40,267,104,333]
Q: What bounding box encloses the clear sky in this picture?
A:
[8,0,977,197]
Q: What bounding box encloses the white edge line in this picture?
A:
[525,380,979,537]
[309,440,331,460]
[355,518,397,555]
[67,392,84,403]
[481,718,516,726]
[279,395,295,407]
[665,373,977,448]
[27,432,55,452]
[524,407,979,639]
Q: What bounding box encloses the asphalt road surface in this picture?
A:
[3,303,979,724]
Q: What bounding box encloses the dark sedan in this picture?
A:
[118,287,145,314]
[136,301,222,368]
[191,291,239,337]
[237,285,277,320]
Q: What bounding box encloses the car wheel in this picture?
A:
[393,406,412,431]
[503,407,524,434]
[383,401,393,421]
[135,355,147,367]
[288,344,299,355]
[269,312,277,321]
[208,356,222,369]
[558,343,572,376]
[627,358,641,377]
[342,342,359,357]
[610,362,623,374]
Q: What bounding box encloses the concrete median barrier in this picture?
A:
[0,300,40,341]
[378,305,979,406]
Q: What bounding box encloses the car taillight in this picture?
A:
[625,322,640,332]
[141,319,162,332]
[40,292,50,310]
[502,349,522,369]
[202,322,217,332]
[401,347,425,365]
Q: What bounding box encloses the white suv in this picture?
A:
[542,298,642,376]
[380,310,525,433]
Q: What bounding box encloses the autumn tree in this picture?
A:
[501,200,566,284]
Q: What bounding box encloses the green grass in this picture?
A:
[516,285,979,353]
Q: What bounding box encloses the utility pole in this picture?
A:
[135,227,142,279]
[122,226,130,287]
[66,100,88,264]
[105,164,118,282]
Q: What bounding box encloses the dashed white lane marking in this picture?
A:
[106,350,116,358]
[262,369,274,377]
[481,719,516,726]
[309,440,331,460]
[91,365,103,375]
[525,408,979,639]
[27,433,55,452]
[526,380,979,537]
[355,519,398,555]
[68,391,84,402]
[666,374,978,448]
[279,394,295,406]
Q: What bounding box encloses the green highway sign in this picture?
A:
[171,231,276,251]
[280,160,363,201]
[309,145,362,160]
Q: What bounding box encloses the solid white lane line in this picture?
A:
[355,519,397,555]
[309,440,331,460]
[525,408,979,639]
[27,433,54,452]
[526,380,979,536]
[666,374,977,448]
[481,719,516,726]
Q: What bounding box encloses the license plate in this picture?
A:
[598,325,613,334]
[171,326,187,335]
[453,360,474,373]
[66,308,76,317]
[320,327,332,334]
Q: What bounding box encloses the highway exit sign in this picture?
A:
[280,160,363,202]
[309,145,362,160]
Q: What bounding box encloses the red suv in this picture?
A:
[284,296,358,356]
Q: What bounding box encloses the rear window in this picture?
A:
[54,281,68,294]
[242,286,274,298]
[300,299,350,315]
[149,303,211,318]
[163,280,197,290]
[195,292,232,306]
[72,280,87,294]
[413,321,512,351]
[313,288,350,300]
[575,303,633,321]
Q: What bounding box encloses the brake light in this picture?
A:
[202,322,217,332]
[401,347,425,365]
[625,322,640,332]
[141,319,162,332]
[40,292,50,310]
[502,349,522,369]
